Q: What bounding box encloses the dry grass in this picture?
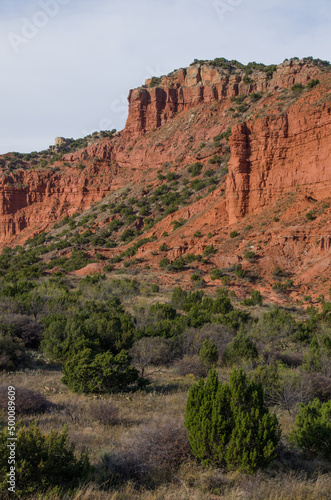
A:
[1,365,330,499]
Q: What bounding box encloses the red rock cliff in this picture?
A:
[226,88,331,223]
[0,58,330,247]
[125,59,321,136]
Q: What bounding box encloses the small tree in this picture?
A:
[199,339,219,368]
[185,369,280,472]
[0,423,91,497]
[289,399,331,458]
[61,349,141,393]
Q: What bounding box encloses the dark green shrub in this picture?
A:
[0,332,30,371]
[188,162,203,177]
[250,92,263,102]
[190,179,207,191]
[0,423,91,497]
[212,296,233,314]
[199,339,218,368]
[166,172,177,181]
[194,231,202,238]
[203,245,216,256]
[185,253,199,263]
[234,264,247,278]
[213,128,231,147]
[244,250,256,261]
[242,290,263,306]
[185,369,281,471]
[305,211,315,220]
[149,303,177,321]
[171,219,185,231]
[159,258,170,269]
[173,256,185,270]
[251,365,282,406]
[120,228,136,242]
[307,79,320,89]
[289,399,331,458]
[159,243,170,252]
[291,83,305,93]
[223,332,258,365]
[215,310,253,332]
[151,284,159,293]
[210,269,223,280]
[230,231,239,238]
[62,349,141,393]
[171,287,188,309]
[104,264,114,272]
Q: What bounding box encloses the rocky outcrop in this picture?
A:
[0,166,114,244]
[0,57,329,249]
[125,59,321,136]
[226,97,331,223]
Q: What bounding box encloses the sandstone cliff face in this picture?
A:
[226,96,331,223]
[0,166,114,244]
[125,59,321,136]
[0,58,329,252]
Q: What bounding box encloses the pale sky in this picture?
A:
[0,0,330,153]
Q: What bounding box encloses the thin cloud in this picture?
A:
[0,0,330,153]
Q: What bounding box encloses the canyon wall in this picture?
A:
[125,59,321,136]
[226,98,331,223]
[0,58,329,246]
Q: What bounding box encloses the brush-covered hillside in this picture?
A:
[0,57,330,500]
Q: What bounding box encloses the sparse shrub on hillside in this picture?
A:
[210,268,223,280]
[242,290,263,306]
[203,245,216,256]
[187,162,203,177]
[213,128,232,147]
[199,339,219,368]
[233,264,247,278]
[223,332,258,366]
[244,250,256,261]
[159,257,170,268]
[250,92,263,101]
[272,266,287,278]
[305,210,315,220]
[185,369,281,471]
[291,83,305,93]
[230,231,239,238]
[307,78,320,89]
[190,179,207,191]
[289,399,331,458]
[0,423,91,497]
[171,219,185,231]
